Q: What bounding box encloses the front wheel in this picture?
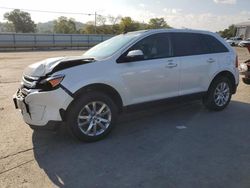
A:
[203,77,232,111]
[66,92,118,142]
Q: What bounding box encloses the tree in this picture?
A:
[108,15,122,34]
[82,16,173,35]
[147,18,171,29]
[4,9,36,33]
[218,25,237,38]
[83,21,96,34]
[83,16,120,34]
[108,15,122,25]
[0,22,15,32]
[54,17,77,34]
[119,17,140,33]
[97,15,107,26]
[96,15,111,34]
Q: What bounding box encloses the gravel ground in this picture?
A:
[0,48,250,188]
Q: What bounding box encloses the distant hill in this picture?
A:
[36,21,54,33]
[37,21,85,33]
[75,21,85,31]
[0,20,86,33]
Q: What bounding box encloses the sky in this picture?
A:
[0,0,250,31]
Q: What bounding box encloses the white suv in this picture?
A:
[226,37,243,46]
[14,29,239,142]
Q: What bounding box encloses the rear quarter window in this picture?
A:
[202,34,229,54]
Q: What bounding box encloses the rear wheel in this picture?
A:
[66,91,118,142]
[203,77,232,111]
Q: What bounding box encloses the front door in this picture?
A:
[117,33,180,105]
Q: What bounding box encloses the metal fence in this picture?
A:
[0,33,113,51]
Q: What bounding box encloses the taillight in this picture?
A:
[235,56,239,68]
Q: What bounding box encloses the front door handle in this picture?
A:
[207,58,215,63]
[166,62,177,68]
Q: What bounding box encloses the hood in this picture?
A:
[23,56,95,77]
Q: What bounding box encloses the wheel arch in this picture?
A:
[209,71,236,94]
[70,83,123,113]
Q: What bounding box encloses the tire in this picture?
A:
[203,77,232,111]
[29,125,40,131]
[66,91,118,142]
[242,78,250,85]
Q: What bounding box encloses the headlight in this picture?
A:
[38,74,65,91]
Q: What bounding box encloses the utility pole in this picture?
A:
[94,11,97,34]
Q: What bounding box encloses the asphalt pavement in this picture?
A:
[0,49,250,188]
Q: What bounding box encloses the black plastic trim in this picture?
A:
[29,121,61,131]
[59,109,66,121]
[123,92,206,112]
[60,84,74,98]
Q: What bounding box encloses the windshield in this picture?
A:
[82,32,144,59]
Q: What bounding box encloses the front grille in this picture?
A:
[21,88,29,96]
[16,88,27,98]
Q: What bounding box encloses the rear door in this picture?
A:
[171,32,223,95]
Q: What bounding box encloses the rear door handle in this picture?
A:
[166,62,177,68]
[207,58,215,63]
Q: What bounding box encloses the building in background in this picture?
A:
[235,21,250,40]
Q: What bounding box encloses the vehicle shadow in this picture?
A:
[32,100,250,188]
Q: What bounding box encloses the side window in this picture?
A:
[172,33,229,57]
[172,33,206,57]
[202,35,229,53]
[118,33,172,63]
[131,33,171,60]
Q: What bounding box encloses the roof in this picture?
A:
[235,21,250,27]
[126,28,215,36]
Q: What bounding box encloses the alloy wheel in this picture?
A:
[77,101,112,136]
[213,82,230,107]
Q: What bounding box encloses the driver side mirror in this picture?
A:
[125,50,144,62]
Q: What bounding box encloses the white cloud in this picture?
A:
[163,8,182,14]
[113,6,249,32]
[0,0,246,32]
[160,10,250,31]
[214,0,236,4]
[139,3,146,8]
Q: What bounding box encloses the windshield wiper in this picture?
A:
[82,57,95,62]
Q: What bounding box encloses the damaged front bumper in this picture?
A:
[13,87,73,127]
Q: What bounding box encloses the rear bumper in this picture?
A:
[13,87,73,126]
[239,69,250,82]
[240,70,250,77]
